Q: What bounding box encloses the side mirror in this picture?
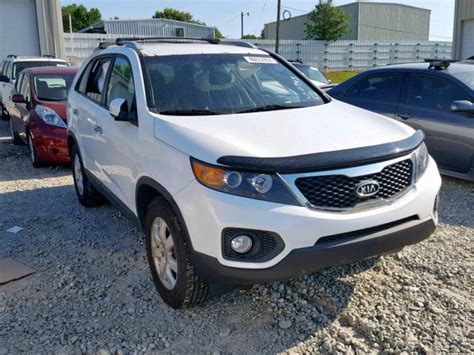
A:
[0,75,9,83]
[12,94,26,103]
[109,98,137,122]
[451,100,474,114]
[327,79,332,84]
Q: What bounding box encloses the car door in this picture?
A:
[9,73,24,135]
[98,55,139,207]
[396,74,474,174]
[1,61,14,111]
[71,57,113,179]
[340,72,403,118]
[15,73,32,141]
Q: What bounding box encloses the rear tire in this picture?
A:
[0,103,8,121]
[145,198,210,308]
[71,144,105,207]
[28,134,44,168]
[10,119,22,145]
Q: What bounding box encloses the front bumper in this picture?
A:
[175,156,441,277]
[31,126,69,164]
[192,216,436,285]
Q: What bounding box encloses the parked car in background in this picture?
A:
[328,60,474,181]
[0,55,69,120]
[289,60,333,88]
[68,38,441,308]
[9,67,78,167]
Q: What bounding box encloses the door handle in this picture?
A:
[397,113,412,120]
[94,125,104,135]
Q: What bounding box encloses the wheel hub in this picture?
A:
[151,217,178,290]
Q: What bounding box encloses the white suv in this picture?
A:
[68,38,441,308]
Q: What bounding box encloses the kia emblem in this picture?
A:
[355,180,380,198]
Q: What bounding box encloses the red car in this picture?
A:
[9,67,78,167]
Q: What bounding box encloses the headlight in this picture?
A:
[35,105,67,128]
[191,159,300,206]
[415,142,429,181]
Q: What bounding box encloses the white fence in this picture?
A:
[64,33,452,71]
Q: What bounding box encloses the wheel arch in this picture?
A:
[135,176,194,249]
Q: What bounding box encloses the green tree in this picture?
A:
[153,8,202,24]
[153,8,223,39]
[62,4,102,32]
[260,28,265,39]
[306,0,350,42]
[242,34,258,40]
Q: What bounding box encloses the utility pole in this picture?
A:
[241,12,250,39]
[275,0,281,53]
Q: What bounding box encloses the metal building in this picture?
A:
[0,0,65,59]
[453,0,474,59]
[79,19,216,39]
[264,1,430,41]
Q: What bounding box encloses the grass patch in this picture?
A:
[324,71,362,84]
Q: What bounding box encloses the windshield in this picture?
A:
[144,54,326,115]
[33,74,75,101]
[294,64,329,84]
[452,71,474,90]
[13,61,68,79]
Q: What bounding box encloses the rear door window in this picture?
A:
[402,75,471,112]
[347,74,402,103]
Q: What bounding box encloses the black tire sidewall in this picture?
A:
[145,200,193,309]
[28,134,42,168]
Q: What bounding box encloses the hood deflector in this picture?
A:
[217,130,424,174]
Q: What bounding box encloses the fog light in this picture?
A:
[230,235,253,254]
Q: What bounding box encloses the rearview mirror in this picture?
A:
[12,94,25,103]
[0,75,9,83]
[451,100,474,114]
[109,98,137,122]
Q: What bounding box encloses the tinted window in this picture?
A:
[15,73,24,92]
[13,61,68,79]
[348,74,402,103]
[34,74,76,101]
[3,62,11,78]
[144,54,325,115]
[105,57,135,111]
[404,75,471,111]
[84,59,112,104]
[294,64,329,84]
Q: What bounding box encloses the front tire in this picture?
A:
[28,134,44,168]
[145,198,209,308]
[71,144,105,207]
[0,103,8,121]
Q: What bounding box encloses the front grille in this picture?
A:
[222,228,284,262]
[295,159,413,210]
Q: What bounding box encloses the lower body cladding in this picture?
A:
[31,126,69,164]
[175,157,441,285]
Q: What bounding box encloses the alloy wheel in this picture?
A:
[151,217,178,290]
[73,154,84,196]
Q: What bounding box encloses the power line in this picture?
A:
[254,0,267,34]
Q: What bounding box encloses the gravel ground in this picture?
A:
[0,119,472,354]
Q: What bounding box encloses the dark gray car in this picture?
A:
[328,61,474,181]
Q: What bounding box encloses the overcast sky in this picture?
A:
[61,0,454,41]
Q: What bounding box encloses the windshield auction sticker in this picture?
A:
[244,56,278,64]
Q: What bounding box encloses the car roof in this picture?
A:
[137,42,266,57]
[24,67,78,75]
[367,61,473,75]
[6,56,67,62]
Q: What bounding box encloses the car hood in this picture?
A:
[153,100,414,164]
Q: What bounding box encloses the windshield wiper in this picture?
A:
[159,109,221,116]
[237,104,308,114]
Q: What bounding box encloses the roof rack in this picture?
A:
[97,37,257,50]
[7,54,17,58]
[42,54,55,58]
[116,36,221,46]
[424,58,456,70]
